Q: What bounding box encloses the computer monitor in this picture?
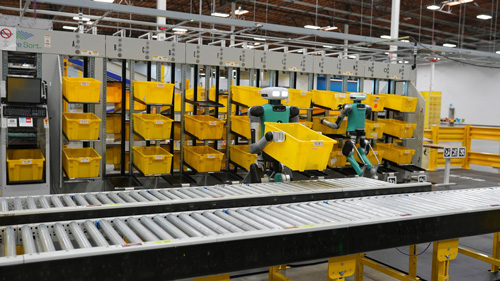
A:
[6,77,42,104]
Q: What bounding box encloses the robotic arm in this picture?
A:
[320,104,352,129]
[248,106,285,154]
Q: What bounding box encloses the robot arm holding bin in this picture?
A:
[320,104,352,130]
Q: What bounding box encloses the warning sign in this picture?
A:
[0,26,16,51]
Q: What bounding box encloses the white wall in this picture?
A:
[416,62,500,126]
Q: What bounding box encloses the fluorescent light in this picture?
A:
[304,25,321,30]
[348,55,357,59]
[234,7,249,15]
[477,14,492,20]
[211,12,230,18]
[253,42,261,46]
[445,0,473,6]
[427,4,440,10]
[73,16,91,21]
[322,26,338,31]
[400,39,410,42]
[254,37,266,41]
[63,26,78,30]
[172,27,188,32]
[380,35,392,39]
[496,51,500,54]
[323,45,334,48]
[443,43,457,48]
[152,35,158,39]
[93,0,114,2]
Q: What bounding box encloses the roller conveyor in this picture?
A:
[0,178,431,225]
[2,187,500,280]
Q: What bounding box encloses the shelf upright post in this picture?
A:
[179,64,187,174]
[120,60,127,175]
[146,60,152,147]
[128,60,135,176]
[226,67,233,171]
[214,66,220,150]
[169,63,175,170]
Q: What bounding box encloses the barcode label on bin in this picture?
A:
[209,122,216,125]
[405,150,410,154]
[374,124,379,127]
[155,121,164,124]
[80,158,90,162]
[81,82,90,86]
[157,84,165,88]
[155,156,163,160]
[207,155,215,158]
[80,120,89,124]
[22,160,32,164]
[406,124,411,127]
[314,141,323,147]
[340,94,345,97]
[301,92,306,95]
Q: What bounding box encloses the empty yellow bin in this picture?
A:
[365,120,386,139]
[184,146,224,173]
[184,115,225,140]
[133,81,174,105]
[328,148,347,168]
[113,153,130,171]
[132,146,173,175]
[114,91,147,111]
[361,94,386,111]
[106,82,122,103]
[7,149,45,181]
[63,112,101,140]
[311,90,351,109]
[264,122,336,171]
[230,145,257,170]
[312,116,347,135]
[231,86,266,107]
[63,148,102,179]
[377,143,415,165]
[106,115,121,134]
[299,119,313,129]
[230,116,251,139]
[62,77,101,103]
[378,119,417,139]
[132,114,173,140]
[283,89,312,108]
[378,94,418,112]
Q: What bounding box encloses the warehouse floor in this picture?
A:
[226,168,500,281]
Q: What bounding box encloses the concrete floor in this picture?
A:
[226,168,500,281]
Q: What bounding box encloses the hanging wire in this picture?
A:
[490,0,495,51]
[370,0,373,37]
[418,0,423,43]
[360,0,364,36]
[494,0,499,51]
[461,4,467,49]
[396,243,432,257]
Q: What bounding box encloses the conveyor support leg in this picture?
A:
[269,265,292,281]
[328,254,357,281]
[354,254,364,281]
[409,245,418,279]
[492,232,500,273]
[431,239,459,281]
[194,273,230,281]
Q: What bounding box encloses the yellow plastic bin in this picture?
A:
[114,92,147,111]
[106,115,121,134]
[184,115,225,140]
[112,123,141,141]
[231,86,266,107]
[184,146,224,173]
[7,149,45,181]
[132,146,173,175]
[365,120,386,139]
[172,92,195,113]
[378,94,418,112]
[230,116,251,139]
[106,82,122,103]
[299,119,313,129]
[361,94,386,111]
[378,119,417,139]
[132,81,175,105]
[283,89,312,108]
[106,146,121,165]
[62,77,101,103]
[264,122,336,171]
[62,148,102,179]
[63,113,101,140]
[328,148,347,168]
[312,116,347,134]
[377,143,415,165]
[113,153,130,171]
[311,90,350,109]
[230,145,257,170]
[132,114,173,140]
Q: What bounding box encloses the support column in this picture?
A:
[328,254,357,281]
[390,0,400,63]
[431,239,459,281]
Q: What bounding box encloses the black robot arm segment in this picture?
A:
[249,106,264,143]
[321,104,352,129]
[289,106,300,123]
[365,104,372,117]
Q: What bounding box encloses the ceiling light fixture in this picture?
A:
[496,51,500,54]
[477,14,492,20]
[254,37,266,41]
[323,45,334,48]
[304,25,321,30]
[443,43,457,48]
[211,12,230,18]
[234,7,249,15]
[172,27,188,33]
[380,35,392,39]
[426,4,441,10]
[73,16,91,21]
[400,39,410,42]
[445,0,473,6]
[93,0,115,2]
[63,26,78,30]
[322,26,338,31]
